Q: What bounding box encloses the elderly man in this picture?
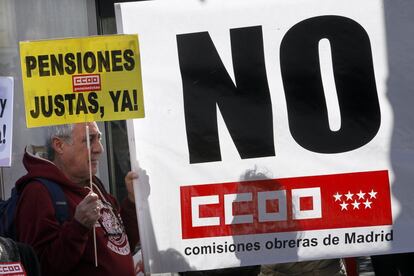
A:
[15,122,139,276]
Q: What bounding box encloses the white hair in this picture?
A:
[45,124,74,160]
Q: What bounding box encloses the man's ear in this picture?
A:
[52,137,65,155]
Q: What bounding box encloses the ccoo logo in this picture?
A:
[180,170,392,239]
[72,74,101,92]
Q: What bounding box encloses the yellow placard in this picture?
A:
[19,35,145,127]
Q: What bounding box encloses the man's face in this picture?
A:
[59,122,104,183]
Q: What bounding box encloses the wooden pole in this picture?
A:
[86,124,98,267]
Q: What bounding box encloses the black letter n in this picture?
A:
[177,26,275,164]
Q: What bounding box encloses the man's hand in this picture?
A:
[125,171,138,203]
[74,192,101,229]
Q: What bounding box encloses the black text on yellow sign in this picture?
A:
[29,89,139,119]
[24,49,135,77]
[19,35,145,127]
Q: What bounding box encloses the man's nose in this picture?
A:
[91,139,104,154]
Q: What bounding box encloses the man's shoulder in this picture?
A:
[17,179,61,208]
[20,180,52,195]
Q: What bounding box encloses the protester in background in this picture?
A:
[180,265,260,276]
[0,236,41,276]
[179,257,347,276]
[371,253,414,276]
[14,122,139,276]
[259,258,347,276]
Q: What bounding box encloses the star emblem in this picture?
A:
[363,199,372,209]
[340,201,348,210]
[333,192,342,202]
[352,200,360,209]
[357,190,366,200]
[345,191,354,201]
[369,189,377,199]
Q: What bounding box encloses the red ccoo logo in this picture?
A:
[72,74,101,92]
[180,170,392,239]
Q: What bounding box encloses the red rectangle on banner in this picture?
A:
[72,74,101,92]
[180,170,392,239]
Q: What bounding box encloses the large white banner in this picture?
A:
[116,0,414,273]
